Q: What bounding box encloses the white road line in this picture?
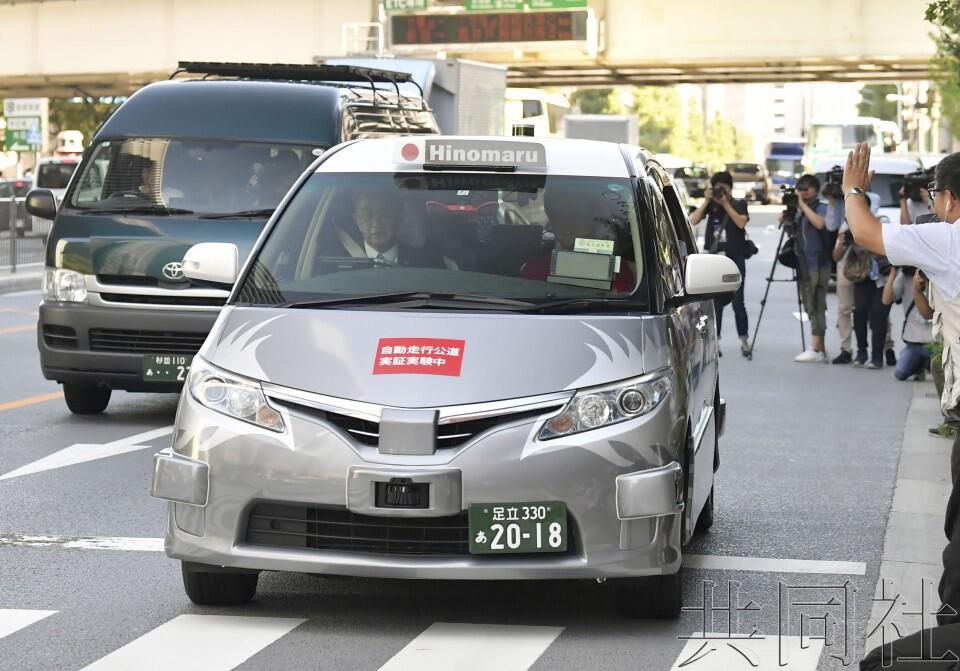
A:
[0,425,173,480]
[685,554,866,576]
[0,534,164,552]
[670,634,823,670]
[379,623,563,671]
[82,614,305,671]
[0,609,57,640]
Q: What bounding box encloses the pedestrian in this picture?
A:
[786,174,842,362]
[689,171,751,357]
[844,144,960,653]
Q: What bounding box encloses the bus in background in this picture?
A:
[806,117,901,168]
[505,88,569,137]
[765,137,806,197]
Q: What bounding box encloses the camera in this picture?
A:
[781,186,798,221]
[903,169,932,201]
[711,184,727,200]
[822,166,844,200]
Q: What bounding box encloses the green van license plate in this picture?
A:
[142,354,193,382]
[468,501,567,554]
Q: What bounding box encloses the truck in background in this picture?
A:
[764,137,806,200]
[563,114,638,145]
[505,88,570,137]
[324,57,506,136]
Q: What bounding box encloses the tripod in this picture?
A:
[747,224,807,358]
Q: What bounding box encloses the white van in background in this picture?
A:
[505,88,569,137]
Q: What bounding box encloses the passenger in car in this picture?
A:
[329,191,446,268]
[519,187,636,292]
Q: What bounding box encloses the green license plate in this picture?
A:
[142,354,193,382]
[468,501,567,555]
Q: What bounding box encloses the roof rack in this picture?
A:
[170,61,426,110]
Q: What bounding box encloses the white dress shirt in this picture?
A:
[364,242,399,264]
[882,219,960,301]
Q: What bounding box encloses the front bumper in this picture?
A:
[153,390,686,580]
[38,302,217,392]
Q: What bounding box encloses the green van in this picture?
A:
[26,61,438,414]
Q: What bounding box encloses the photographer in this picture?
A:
[882,266,933,380]
[785,174,839,363]
[900,170,933,226]
[844,143,960,634]
[690,171,751,357]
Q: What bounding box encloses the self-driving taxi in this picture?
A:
[150,136,740,618]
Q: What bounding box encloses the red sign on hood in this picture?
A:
[373,338,466,376]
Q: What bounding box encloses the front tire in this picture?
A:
[614,569,683,619]
[182,563,259,606]
[62,382,111,415]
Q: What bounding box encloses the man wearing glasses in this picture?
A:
[847,144,960,666]
[784,174,842,363]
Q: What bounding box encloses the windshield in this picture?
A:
[37,161,78,189]
[237,172,644,307]
[677,166,708,179]
[811,124,876,152]
[765,158,802,176]
[69,138,320,214]
[726,163,762,177]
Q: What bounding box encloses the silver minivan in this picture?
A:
[150,136,740,618]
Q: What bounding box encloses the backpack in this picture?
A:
[843,245,873,283]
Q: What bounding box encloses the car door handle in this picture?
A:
[696,315,709,333]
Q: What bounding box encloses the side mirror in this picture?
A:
[182,242,239,287]
[25,189,57,220]
[684,253,742,295]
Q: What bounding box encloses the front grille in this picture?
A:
[100,293,226,307]
[88,328,206,354]
[246,503,469,556]
[43,324,78,349]
[278,404,562,449]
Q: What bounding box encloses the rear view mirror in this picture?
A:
[182,242,239,287]
[684,253,741,295]
[25,189,57,220]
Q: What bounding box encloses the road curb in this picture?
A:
[0,272,41,295]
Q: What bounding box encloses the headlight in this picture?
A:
[539,372,671,440]
[188,357,285,432]
[42,267,87,303]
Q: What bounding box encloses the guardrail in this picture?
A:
[0,198,51,273]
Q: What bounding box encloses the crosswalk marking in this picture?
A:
[0,425,173,480]
[684,554,867,576]
[670,634,823,670]
[0,534,164,552]
[82,614,305,671]
[378,623,563,671]
[0,609,57,640]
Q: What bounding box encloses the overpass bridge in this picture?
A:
[0,0,938,97]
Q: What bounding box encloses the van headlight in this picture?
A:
[187,357,285,432]
[539,372,671,440]
[42,268,87,303]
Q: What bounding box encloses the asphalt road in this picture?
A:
[0,207,917,670]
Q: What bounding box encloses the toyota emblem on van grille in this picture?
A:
[162,261,185,281]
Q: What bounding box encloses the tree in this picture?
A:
[926,1,960,137]
[569,88,617,114]
[47,97,120,147]
[858,84,899,121]
[630,86,682,153]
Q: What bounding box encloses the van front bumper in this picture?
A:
[153,390,686,580]
[38,302,217,392]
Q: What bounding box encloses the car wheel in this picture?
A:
[182,562,259,606]
[695,486,714,534]
[614,569,683,619]
[62,382,111,414]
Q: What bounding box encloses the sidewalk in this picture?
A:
[0,268,41,295]
[865,381,953,652]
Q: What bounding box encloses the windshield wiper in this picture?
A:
[522,298,641,313]
[198,208,275,220]
[276,292,536,310]
[77,205,195,216]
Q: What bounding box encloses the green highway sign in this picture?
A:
[527,0,587,7]
[383,0,429,11]
[466,0,524,9]
[4,116,41,152]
